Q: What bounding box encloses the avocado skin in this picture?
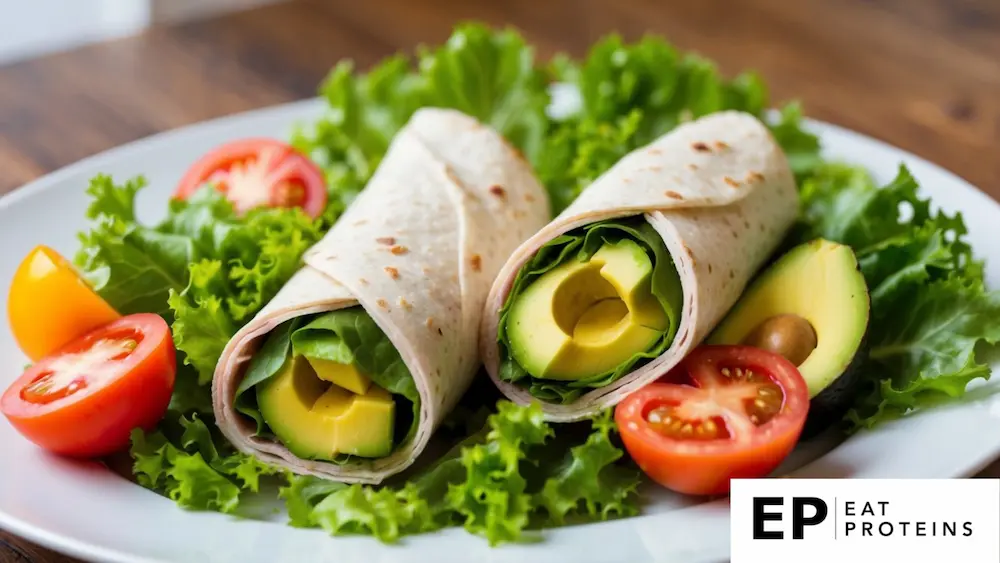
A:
[801,327,868,439]
[800,259,872,439]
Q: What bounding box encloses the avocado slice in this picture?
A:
[307,357,373,395]
[708,238,870,435]
[506,239,668,380]
[256,355,395,459]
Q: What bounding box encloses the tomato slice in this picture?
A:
[615,345,809,496]
[174,138,327,218]
[1,313,176,458]
[7,245,121,361]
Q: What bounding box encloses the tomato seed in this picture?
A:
[648,406,728,440]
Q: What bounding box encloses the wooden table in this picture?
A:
[0,0,997,560]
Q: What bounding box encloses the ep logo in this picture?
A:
[752,496,828,540]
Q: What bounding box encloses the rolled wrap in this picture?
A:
[213,107,550,483]
[480,111,798,422]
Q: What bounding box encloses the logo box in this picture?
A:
[730,479,1000,563]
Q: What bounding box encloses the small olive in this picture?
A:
[741,314,817,366]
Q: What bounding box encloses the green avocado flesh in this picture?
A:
[498,218,683,403]
[234,307,420,462]
[708,238,870,432]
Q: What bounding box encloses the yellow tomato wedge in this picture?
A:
[7,245,121,361]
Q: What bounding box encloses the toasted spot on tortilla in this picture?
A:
[729,269,736,279]
[384,266,400,279]
[683,244,696,263]
[390,245,409,255]
[376,236,396,245]
[470,254,483,272]
[397,297,413,311]
[376,298,390,311]
[707,263,713,274]
[525,193,536,203]
[489,185,507,200]
[746,171,765,182]
[713,140,730,150]
[443,165,463,187]
[359,278,369,286]
[723,176,741,188]
[648,148,662,155]
[687,163,698,171]
[425,317,435,329]
[692,141,711,152]
[665,191,684,200]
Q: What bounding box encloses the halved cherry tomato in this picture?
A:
[174,138,327,218]
[7,245,121,361]
[615,345,809,496]
[1,313,176,458]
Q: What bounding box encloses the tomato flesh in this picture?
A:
[174,138,327,218]
[1,314,175,458]
[21,335,139,405]
[616,345,809,496]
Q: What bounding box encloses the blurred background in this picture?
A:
[0,0,996,198]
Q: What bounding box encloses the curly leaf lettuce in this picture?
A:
[279,402,640,545]
[130,413,279,513]
[76,177,324,391]
[496,218,683,403]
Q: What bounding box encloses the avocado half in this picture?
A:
[708,239,871,437]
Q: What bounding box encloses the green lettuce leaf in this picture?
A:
[76,179,324,388]
[851,276,1000,425]
[536,110,643,215]
[496,218,683,403]
[532,410,640,525]
[279,402,639,545]
[130,413,279,513]
[75,176,193,319]
[792,163,1000,427]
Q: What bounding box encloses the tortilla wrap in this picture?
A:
[480,111,798,422]
[212,107,549,483]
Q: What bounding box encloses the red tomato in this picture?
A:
[174,138,327,218]
[615,345,809,496]
[1,313,176,458]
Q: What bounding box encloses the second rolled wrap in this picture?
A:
[480,111,798,422]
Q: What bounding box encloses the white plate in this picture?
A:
[2,98,1000,563]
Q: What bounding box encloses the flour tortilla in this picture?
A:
[480,111,798,422]
[212,108,549,484]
